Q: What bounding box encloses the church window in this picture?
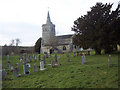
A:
[63,46,66,50]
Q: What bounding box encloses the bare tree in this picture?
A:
[9,39,15,46]
[15,38,21,46]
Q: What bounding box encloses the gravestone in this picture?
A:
[51,59,55,67]
[108,55,111,69]
[67,53,70,62]
[73,49,76,57]
[83,53,86,63]
[26,55,29,63]
[20,58,23,62]
[43,55,46,64]
[38,54,41,61]
[34,54,37,61]
[14,67,21,77]
[7,55,10,63]
[58,56,61,66]
[33,64,38,72]
[23,63,30,75]
[81,55,84,65]
[9,65,14,72]
[40,60,46,70]
[55,54,57,62]
[29,55,32,62]
[2,69,7,80]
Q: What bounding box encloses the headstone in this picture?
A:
[83,53,86,63]
[58,56,61,66]
[73,49,76,57]
[29,55,32,62]
[14,67,21,77]
[33,64,38,72]
[67,53,70,62]
[23,63,30,75]
[43,55,46,64]
[108,55,111,68]
[40,60,46,70]
[20,58,23,62]
[38,54,41,61]
[34,54,37,61]
[51,59,55,67]
[26,55,29,63]
[55,54,57,62]
[7,55,10,63]
[10,65,14,72]
[2,69,7,80]
[81,55,84,65]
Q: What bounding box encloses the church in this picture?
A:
[41,11,74,54]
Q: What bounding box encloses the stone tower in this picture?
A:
[42,11,55,45]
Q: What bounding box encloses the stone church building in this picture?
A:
[41,11,74,54]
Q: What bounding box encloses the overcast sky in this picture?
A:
[0,0,119,46]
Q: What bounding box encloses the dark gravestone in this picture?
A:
[23,63,30,75]
[29,55,32,62]
[67,53,70,62]
[2,69,7,80]
[14,67,21,77]
[33,64,38,72]
[43,55,46,64]
[55,54,57,62]
[34,54,37,61]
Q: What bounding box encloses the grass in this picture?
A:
[2,53,118,88]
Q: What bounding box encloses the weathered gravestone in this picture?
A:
[43,55,46,64]
[34,54,37,61]
[9,64,14,72]
[2,69,7,80]
[83,53,86,63]
[40,60,46,70]
[33,64,38,72]
[108,55,111,69]
[38,54,41,61]
[23,63,30,75]
[58,56,61,66]
[29,55,32,62]
[7,55,10,63]
[67,53,70,62]
[51,59,55,67]
[55,54,57,62]
[13,67,21,77]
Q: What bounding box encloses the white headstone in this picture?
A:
[40,60,46,70]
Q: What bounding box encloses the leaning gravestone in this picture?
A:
[40,60,46,70]
[2,69,7,80]
[108,55,111,69]
[14,67,21,77]
[38,54,41,61]
[23,63,30,75]
[55,54,57,62]
[33,64,38,72]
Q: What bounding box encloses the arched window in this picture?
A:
[63,46,66,50]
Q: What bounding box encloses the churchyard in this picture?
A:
[2,52,118,88]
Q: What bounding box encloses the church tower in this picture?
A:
[42,11,55,45]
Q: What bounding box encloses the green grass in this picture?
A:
[2,53,118,88]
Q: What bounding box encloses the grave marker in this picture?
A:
[38,54,41,61]
[43,55,46,64]
[40,60,46,70]
[33,64,38,72]
[67,53,70,62]
[2,69,7,80]
[55,54,57,62]
[108,55,111,69]
[23,63,30,75]
[13,67,21,77]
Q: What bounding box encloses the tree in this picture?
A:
[9,39,15,46]
[15,38,21,46]
[34,38,42,54]
[72,2,120,54]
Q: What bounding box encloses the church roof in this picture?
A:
[46,11,52,24]
[56,34,73,39]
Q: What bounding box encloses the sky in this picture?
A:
[0,0,119,46]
